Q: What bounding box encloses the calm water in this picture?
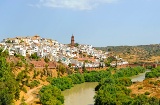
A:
[130,70,151,82]
[62,82,98,105]
[63,70,150,105]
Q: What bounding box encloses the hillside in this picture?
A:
[95,44,160,64]
[0,47,107,105]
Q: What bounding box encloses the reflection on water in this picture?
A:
[130,70,151,82]
[62,82,98,105]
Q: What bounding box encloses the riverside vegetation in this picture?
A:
[94,67,160,105]
[39,66,160,105]
[39,70,111,105]
[145,66,160,78]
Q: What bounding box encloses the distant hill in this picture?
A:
[95,44,160,63]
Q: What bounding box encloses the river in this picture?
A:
[62,82,98,105]
[63,70,150,105]
[130,70,151,82]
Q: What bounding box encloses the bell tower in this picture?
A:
[71,35,74,48]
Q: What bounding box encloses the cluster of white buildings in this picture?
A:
[110,56,129,67]
[0,35,108,68]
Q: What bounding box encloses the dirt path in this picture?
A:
[25,85,43,104]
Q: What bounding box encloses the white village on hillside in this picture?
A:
[0,35,128,68]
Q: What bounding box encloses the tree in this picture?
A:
[5,40,12,43]
[44,56,49,63]
[30,52,39,60]
[39,85,64,105]
[68,63,72,68]
[82,62,87,73]
[74,43,79,47]
[0,48,9,57]
[0,56,20,104]
[57,64,66,75]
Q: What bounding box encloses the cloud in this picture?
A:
[31,0,117,10]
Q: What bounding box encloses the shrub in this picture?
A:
[21,87,27,93]
[28,80,40,89]
[144,91,150,95]
[138,86,143,90]
[39,85,64,105]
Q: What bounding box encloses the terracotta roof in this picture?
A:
[30,60,56,68]
[30,60,46,67]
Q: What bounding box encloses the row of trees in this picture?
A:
[113,66,145,78]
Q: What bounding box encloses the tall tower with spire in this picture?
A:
[71,35,75,48]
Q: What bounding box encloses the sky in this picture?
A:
[0,0,160,47]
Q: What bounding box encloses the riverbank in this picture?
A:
[32,66,151,105]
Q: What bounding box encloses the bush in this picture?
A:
[28,80,40,89]
[68,73,85,84]
[84,71,111,82]
[39,85,64,105]
[21,87,27,93]
[145,66,160,78]
[138,86,143,90]
[144,91,150,95]
[16,61,23,67]
[51,77,73,91]
[30,53,39,60]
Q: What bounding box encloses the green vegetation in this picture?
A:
[50,77,73,91]
[16,61,23,67]
[104,56,116,67]
[0,49,20,105]
[30,52,40,60]
[44,56,50,63]
[41,66,150,105]
[145,66,160,78]
[132,95,159,105]
[28,80,40,89]
[84,71,111,82]
[0,48,9,57]
[57,64,66,76]
[113,66,145,78]
[68,73,85,84]
[40,67,150,105]
[5,40,12,43]
[94,77,133,105]
[138,86,143,90]
[20,96,27,105]
[40,70,111,104]
[94,67,160,105]
[144,91,150,95]
[39,85,64,105]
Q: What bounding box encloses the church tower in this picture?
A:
[71,35,75,48]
